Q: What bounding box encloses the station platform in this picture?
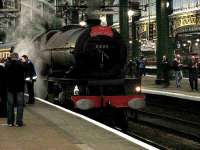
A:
[142,75,200,101]
[0,98,157,150]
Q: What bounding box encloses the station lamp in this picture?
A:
[100,15,107,26]
[128,10,135,17]
[166,1,170,8]
[79,11,86,26]
[79,20,86,26]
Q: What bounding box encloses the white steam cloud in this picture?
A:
[7,0,64,98]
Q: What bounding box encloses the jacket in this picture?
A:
[24,60,37,81]
[5,60,25,92]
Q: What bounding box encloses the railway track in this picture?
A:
[41,94,200,149]
[126,130,169,150]
[129,109,200,142]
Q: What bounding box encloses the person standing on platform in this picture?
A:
[127,59,135,78]
[5,53,25,127]
[0,58,7,117]
[188,56,198,91]
[138,56,146,77]
[161,55,170,87]
[173,54,183,88]
[21,55,37,104]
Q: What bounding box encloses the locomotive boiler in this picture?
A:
[34,22,145,130]
[35,24,126,78]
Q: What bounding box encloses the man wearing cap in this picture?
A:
[5,52,25,127]
[21,55,37,104]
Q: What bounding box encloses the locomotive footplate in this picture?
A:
[47,77,145,110]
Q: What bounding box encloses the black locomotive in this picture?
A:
[33,22,145,130]
[34,24,126,78]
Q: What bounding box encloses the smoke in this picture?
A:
[6,0,63,98]
[87,0,103,19]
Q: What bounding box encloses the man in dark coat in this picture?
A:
[127,59,135,78]
[5,52,25,127]
[188,56,198,91]
[138,56,146,77]
[161,55,171,87]
[21,55,37,104]
[173,54,183,88]
[0,59,7,117]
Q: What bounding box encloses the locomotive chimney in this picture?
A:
[86,0,102,26]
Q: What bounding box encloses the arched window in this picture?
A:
[141,0,148,17]
[173,0,182,10]
[182,0,189,9]
[149,0,156,16]
[191,0,198,8]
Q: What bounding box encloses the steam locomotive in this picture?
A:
[33,21,145,130]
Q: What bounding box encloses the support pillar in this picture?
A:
[106,14,113,26]
[156,0,173,84]
[0,0,3,9]
[132,15,140,59]
[119,0,129,52]
[70,0,79,24]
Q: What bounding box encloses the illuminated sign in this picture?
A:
[169,12,200,36]
[90,26,114,37]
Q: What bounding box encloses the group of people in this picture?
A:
[162,54,199,91]
[0,52,36,127]
[127,55,146,78]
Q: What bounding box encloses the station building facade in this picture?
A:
[135,0,200,70]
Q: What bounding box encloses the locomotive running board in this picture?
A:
[47,77,140,86]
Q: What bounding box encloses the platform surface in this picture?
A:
[0,100,153,150]
[141,75,200,101]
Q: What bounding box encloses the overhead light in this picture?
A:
[187,40,191,43]
[185,34,192,37]
[166,2,170,8]
[177,41,181,48]
[79,21,86,26]
[135,86,141,93]
[100,15,107,25]
[195,42,199,46]
[183,43,187,47]
[129,41,132,44]
[196,39,200,42]
[128,10,135,17]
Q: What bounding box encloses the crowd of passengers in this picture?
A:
[127,54,200,91]
[0,51,36,127]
